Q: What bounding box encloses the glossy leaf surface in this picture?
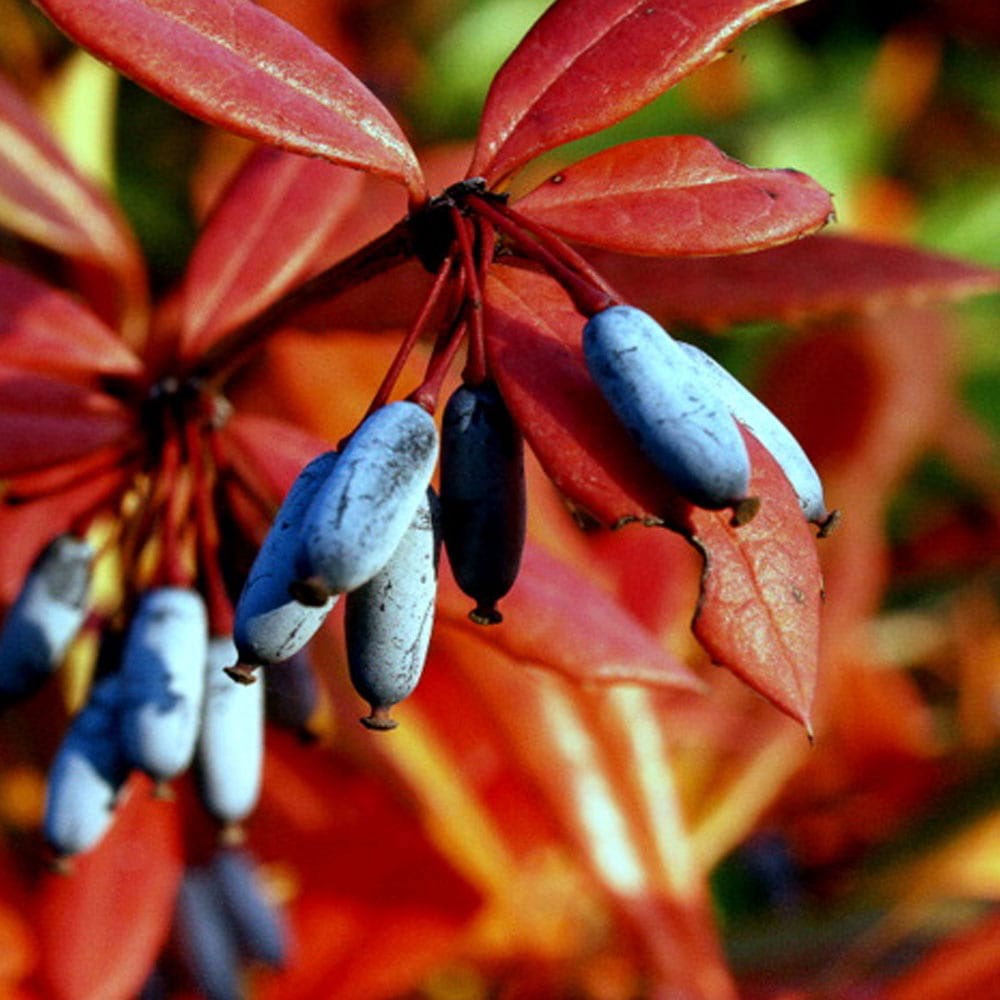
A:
[0,366,133,476]
[516,136,833,255]
[0,262,142,379]
[437,543,705,692]
[471,0,807,184]
[690,429,822,730]
[182,146,365,356]
[33,0,425,196]
[588,233,1000,329]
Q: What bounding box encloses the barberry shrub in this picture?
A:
[0,0,997,998]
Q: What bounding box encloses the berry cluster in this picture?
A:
[25,583,263,859]
[231,293,831,730]
[1,0,840,872]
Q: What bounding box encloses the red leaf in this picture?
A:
[287,258,434,335]
[0,75,148,340]
[33,0,425,197]
[220,411,333,503]
[181,146,365,357]
[0,263,142,379]
[250,731,481,1000]
[437,543,705,692]
[483,264,689,527]
[484,267,821,725]
[0,462,126,605]
[516,136,833,255]
[471,0,808,184]
[691,429,821,730]
[587,233,1000,330]
[36,775,183,1000]
[0,366,134,477]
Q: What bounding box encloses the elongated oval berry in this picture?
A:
[196,636,264,826]
[302,401,439,594]
[210,848,289,968]
[583,305,750,509]
[174,867,242,1000]
[678,342,829,524]
[345,491,439,730]
[120,587,208,782]
[233,451,339,667]
[0,534,93,705]
[43,674,129,857]
[441,381,526,625]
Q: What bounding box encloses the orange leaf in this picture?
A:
[471,0,808,185]
[438,543,704,692]
[36,775,183,1000]
[691,430,822,730]
[34,0,425,198]
[0,75,148,341]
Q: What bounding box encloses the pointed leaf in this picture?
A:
[516,136,833,255]
[690,429,821,729]
[181,146,366,356]
[0,74,148,340]
[484,264,690,528]
[485,267,821,725]
[0,366,134,477]
[471,0,808,184]
[0,262,142,378]
[438,543,704,692]
[33,0,425,196]
[587,233,1000,330]
[36,775,183,1000]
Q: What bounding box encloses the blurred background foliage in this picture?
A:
[0,0,997,997]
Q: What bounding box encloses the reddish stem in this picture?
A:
[499,201,621,303]
[409,264,471,412]
[410,314,469,413]
[363,250,456,421]
[463,217,495,386]
[157,425,189,588]
[467,194,618,316]
[185,419,234,636]
[449,206,489,388]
